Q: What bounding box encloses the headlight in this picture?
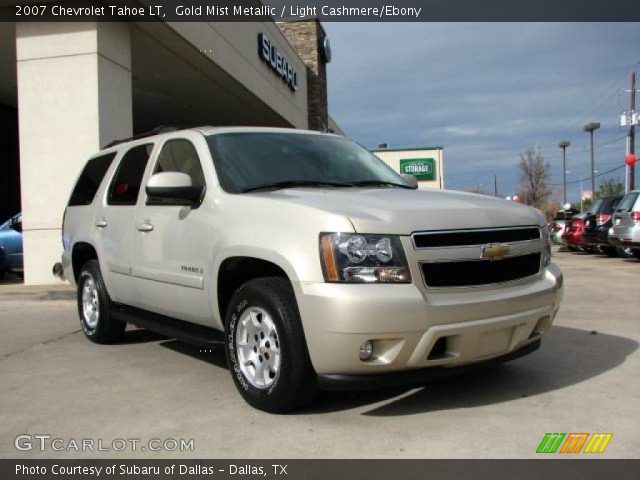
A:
[541,225,552,267]
[320,233,411,283]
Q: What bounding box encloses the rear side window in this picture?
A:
[602,196,622,213]
[68,153,117,206]
[617,193,639,212]
[108,144,153,205]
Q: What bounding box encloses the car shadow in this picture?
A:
[145,325,638,416]
[159,338,229,369]
[119,327,168,344]
[351,326,637,416]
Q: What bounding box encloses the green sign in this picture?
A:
[400,158,436,180]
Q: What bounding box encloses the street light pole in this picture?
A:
[584,122,600,200]
[559,140,570,205]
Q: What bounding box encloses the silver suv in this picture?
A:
[609,190,640,258]
[59,127,563,412]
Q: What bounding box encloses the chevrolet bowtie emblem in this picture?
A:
[481,242,510,261]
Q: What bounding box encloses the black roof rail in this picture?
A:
[101,125,201,150]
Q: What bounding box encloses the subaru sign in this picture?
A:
[258,33,298,92]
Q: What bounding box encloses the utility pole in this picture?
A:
[584,122,600,200]
[629,70,636,191]
[559,141,570,204]
[493,174,498,196]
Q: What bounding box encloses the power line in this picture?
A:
[549,164,626,186]
[547,63,638,140]
[544,134,627,161]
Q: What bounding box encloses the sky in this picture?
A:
[323,22,639,202]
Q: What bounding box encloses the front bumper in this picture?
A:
[297,264,563,376]
[318,339,540,390]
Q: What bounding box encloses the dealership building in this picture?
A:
[0,20,343,284]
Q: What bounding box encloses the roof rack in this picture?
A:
[101,125,200,150]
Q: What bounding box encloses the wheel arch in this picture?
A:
[71,242,99,283]
[216,255,296,324]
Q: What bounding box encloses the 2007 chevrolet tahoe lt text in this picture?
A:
[58,127,563,412]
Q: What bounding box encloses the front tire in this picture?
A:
[77,259,125,343]
[224,277,316,413]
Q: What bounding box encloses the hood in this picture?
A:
[258,188,545,234]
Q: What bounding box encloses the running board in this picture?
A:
[112,306,225,348]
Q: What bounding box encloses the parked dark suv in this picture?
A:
[581,195,623,256]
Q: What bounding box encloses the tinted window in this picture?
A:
[586,199,602,215]
[601,195,622,214]
[108,144,153,205]
[617,192,639,212]
[68,153,116,206]
[154,140,205,186]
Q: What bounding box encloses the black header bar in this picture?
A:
[2,0,640,22]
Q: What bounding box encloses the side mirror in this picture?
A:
[145,172,204,207]
[401,174,419,189]
[12,218,22,232]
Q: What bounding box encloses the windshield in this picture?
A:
[206,132,407,193]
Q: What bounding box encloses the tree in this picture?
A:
[597,178,625,198]
[517,146,552,208]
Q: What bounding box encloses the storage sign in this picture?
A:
[400,158,435,180]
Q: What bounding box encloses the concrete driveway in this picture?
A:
[1,248,638,458]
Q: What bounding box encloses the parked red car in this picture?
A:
[561,213,590,251]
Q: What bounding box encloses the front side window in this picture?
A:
[108,144,153,205]
[154,140,205,186]
[206,133,407,193]
[147,139,206,205]
[68,153,116,206]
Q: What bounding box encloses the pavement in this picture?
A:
[1,247,639,459]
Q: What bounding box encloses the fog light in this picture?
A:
[359,340,373,361]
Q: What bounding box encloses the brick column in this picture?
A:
[277,20,328,131]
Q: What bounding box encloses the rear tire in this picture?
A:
[224,277,317,413]
[601,246,618,257]
[617,247,634,259]
[77,259,125,343]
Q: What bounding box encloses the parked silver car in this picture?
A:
[609,190,640,258]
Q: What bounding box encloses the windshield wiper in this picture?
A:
[350,180,414,189]
[241,180,355,193]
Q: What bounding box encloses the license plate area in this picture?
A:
[476,327,512,358]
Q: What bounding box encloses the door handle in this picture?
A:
[95,219,108,228]
[137,222,154,232]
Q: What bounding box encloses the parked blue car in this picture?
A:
[0,213,23,278]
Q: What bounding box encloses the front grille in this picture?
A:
[413,227,540,248]
[421,253,541,287]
